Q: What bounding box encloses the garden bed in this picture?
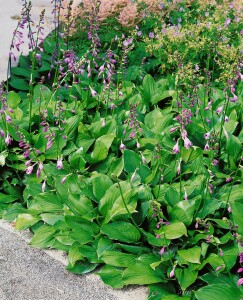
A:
[0,1,243,299]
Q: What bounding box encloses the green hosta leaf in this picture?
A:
[100,251,136,267]
[68,147,86,171]
[199,244,238,271]
[0,193,18,203]
[33,84,52,103]
[68,243,84,267]
[142,74,156,103]
[66,260,98,275]
[76,132,95,151]
[28,192,63,212]
[97,265,125,288]
[181,147,203,164]
[10,67,40,79]
[97,237,116,258]
[118,243,150,255]
[66,193,95,220]
[2,203,26,222]
[98,181,138,223]
[177,246,201,264]
[122,263,165,285]
[169,200,197,226]
[197,198,222,219]
[225,133,242,160]
[40,213,64,225]
[124,149,142,173]
[69,229,94,245]
[201,272,237,286]
[91,134,115,163]
[29,225,56,248]
[65,216,99,235]
[64,115,80,140]
[9,79,30,91]
[158,222,187,239]
[108,157,124,177]
[144,109,163,129]
[43,39,57,54]
[92,174,113,200]
[55,234,75,246]
[0,150,8,166]
[195,284,241,300]
[164,187,180,207]
[151,90,174,105]
[7,91,21,109]
[148,283,177,300]
[15,213,40,230]
[175,268,198,291]
[101,221,141,244]
[78,245,99,263]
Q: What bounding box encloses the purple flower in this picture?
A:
[25,159,32,167]
[0,129,4,138]
[181,130,187,139]
[26,165,34,175]
[170,127,178,133]
[36,162,43,178]
[131,169,137,182]
[239,253,243,263]
[219,249,224,256]
[238,268,243,273]
[46,139,52,150]
[177,159,181,175]
[183,137,192,149]
[61,176,67,184]
[149,32,155,38]
[41,180,46,193]
[90,87,97,97]
[159,246,165,256]
[119,141,126,150]
[6,115,12,122]
[141,154,146,165]
[212,159,218,166]
[56,157,63,170]
[204,142,210,151]
[170,266,175,278]
[129,132,136,139]
[206,235,212,243]
[237,278,243,286]
[123,38,133,47]
[172,139,180,154]
[23,150,30,159]
[204,132,210,139]
[230,93,238,102]
[184,188,188,201]
[36,53,41,60]
[216,265,224,271]
[216,106,223,114]
[98,119,105,129]
[5,134,12,146]
[136,141,140,149]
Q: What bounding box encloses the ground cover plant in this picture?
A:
[0,0,243,299]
